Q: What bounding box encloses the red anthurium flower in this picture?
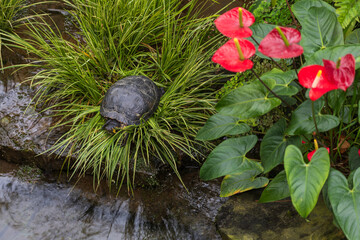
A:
[298,54,356,101]
[358,149,360,157]
[258,26,303,59]
[215,7,255,38]
[298,65,338,101]
[323,54,355,91]
[212,38,255,72]
[307,148,330,162]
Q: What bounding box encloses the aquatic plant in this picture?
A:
[197,0,360,238]
[2,0,224,192]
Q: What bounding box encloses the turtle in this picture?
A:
[100,75,161,133]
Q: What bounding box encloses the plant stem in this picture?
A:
[311,101,319,136]
[251,69,293,109]
[285,0,300,30]
[292,57,298,77]
[250,36,285,71]
[329,129,334,161]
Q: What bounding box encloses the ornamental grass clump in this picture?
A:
[197,0,360,238]
[1,0,225,192]
[0,0,27,31]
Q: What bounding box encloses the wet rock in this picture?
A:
[216,190,346,240]
[0,74,67,170]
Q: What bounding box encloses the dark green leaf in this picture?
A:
[260,119,301,173]
[328,168,360,240]
[304,44,360,70]
[292,0,336,22]
[216,79,281,120]
[260,69,298,96]
[284,146,330,218]
[298,7,343,59]
[259,170,290,203]
[345,29,360,44]
[358,100,360,123]
[327,90,346,115]
[349,146,360,172]
[286,99,340,135]
[220,159,268,197]
[200,135,258,180]
[196,114,250,141]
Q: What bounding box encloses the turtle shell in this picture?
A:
[100,75,161,126]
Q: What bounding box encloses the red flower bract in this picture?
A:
[212,38,255,72]
[298,54,356,101]
[307,148,330,162]
[214,7,255,38]
[258,27,303,59]
[323,54,355,91]
[298,65,338,101]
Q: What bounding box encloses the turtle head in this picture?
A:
[103,119,125,134]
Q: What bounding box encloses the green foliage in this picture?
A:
[220,160,268,197]
[198,0,360,236]
[349,147,360,171]
[304,44,360,68]
[195,114,250,141]
[3,0,223,191]
[216,57,289,98]
[199,135,258,180]
[328,168,360,240]
[292,0,343,59]
[286,99,340,135]
[216,78,281,119]
[249,0,293,26]
[259,170,290,203]
[0,0,26,31]
[284,146,330,218]
[260,119,301,173]
[334,0,360,29]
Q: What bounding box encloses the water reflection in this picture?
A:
[0,161,224,240]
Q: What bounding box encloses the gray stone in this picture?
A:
[0,73,67,171]
[216,190,346,240]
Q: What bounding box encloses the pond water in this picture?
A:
[0,160,225,240]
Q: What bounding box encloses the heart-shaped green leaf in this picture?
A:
[260,69,298,96]
[292,0,341,59]
[328,168,360,240]
[349,147,360,172]
[260,119,301,173]
[259,170,290,203]
[286,99,340,135]
[304,44,360,70]
[284,145,330,218]
[216,79,281,120]
[298,7,343,59]
[195,114,250,141]
[292,0,336,20]
[220,159,268,197]
[200,135,257,181]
